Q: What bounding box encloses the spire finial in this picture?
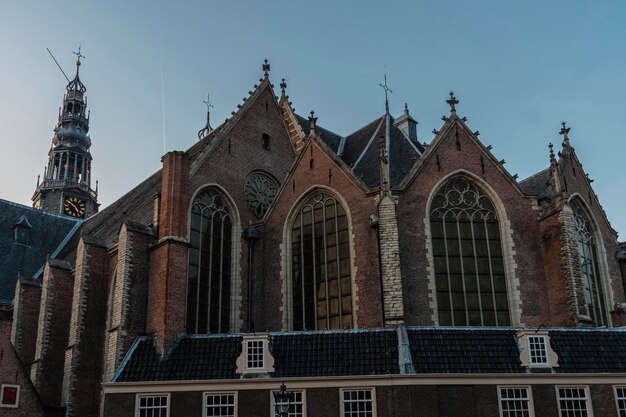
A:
[198,92,214,140]
[559,121,571,143]
[379,69,393,113]
[262,58,270,78]
[308,110,317,134]
[404,103,409,115]
[280,78,287,95]
[446,91,458,113]
[549,142,556,165]
[73,44,85,72]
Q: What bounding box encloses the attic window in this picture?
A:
[262,133,270,150]
[527,335,548,366]
[13,216,32,245]
[235,334,275,375]
[516,330,559,368]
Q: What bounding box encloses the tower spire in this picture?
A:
[32,48,98,218]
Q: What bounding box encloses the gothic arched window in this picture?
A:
[186,190,233,334]
[573,203,608,326]
[291,192,353,330]
[430,177,510,326]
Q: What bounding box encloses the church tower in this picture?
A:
[32,49,98,218]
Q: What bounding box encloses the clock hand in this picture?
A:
[68,200,79,212]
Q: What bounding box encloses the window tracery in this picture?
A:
[572,203,608,326]
[430,177,510,326]
[244,173,278,219]
[186,190,233,334]
[290,192,353,330]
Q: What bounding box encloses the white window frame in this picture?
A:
[615,386,626,417]
[556,386,593,417]
[0,384,20,408]
[340,388,376,417]
[204,391,237,417]
[270,389,306,417]
[235,334,275,375]
[497,385,535,417]
[527,335,549,366]
[245,339,265,370]
[135,393,170,417]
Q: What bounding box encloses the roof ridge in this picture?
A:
[352,117,385,169]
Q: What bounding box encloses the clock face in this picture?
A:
[64,196,86,218]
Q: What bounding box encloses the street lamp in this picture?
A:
[273,383,295,417]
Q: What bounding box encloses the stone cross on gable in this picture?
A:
[280,78,287,95]
[446,91,459,113]
[262,59,270,78]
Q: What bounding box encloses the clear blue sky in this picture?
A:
[1,1,625,237]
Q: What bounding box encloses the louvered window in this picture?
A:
[430,177,510,326]
[187,190,233,334]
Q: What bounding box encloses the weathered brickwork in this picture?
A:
[31,260,73,407]
[397,119,547,326]
[62,239,109,417]
[0,310,46,417]
[378,195,405,324]
[11,279,41,366]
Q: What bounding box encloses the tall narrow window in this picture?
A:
[573,203,608,326]
[291,192,353,330]
[430,177,510,326]
[187,190,233,334]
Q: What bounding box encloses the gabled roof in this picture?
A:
[112,326,626,383]
[0,199,79,305]
[82,170,161,248]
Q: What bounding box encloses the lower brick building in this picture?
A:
[2,60,626,416]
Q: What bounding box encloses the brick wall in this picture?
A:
[263,138,382,330]
[30,259,73,407]
[397,119,549,326]
[11,279,41,367]
[0,310,46,417]
[62,239,109,417]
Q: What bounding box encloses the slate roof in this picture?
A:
[519,168,553,199]
[296,113,422,189]
[113,327,626,383]
[0,199,79,305]
[116,335,242,382]
[270,329,399,377]
[81,170,161,247]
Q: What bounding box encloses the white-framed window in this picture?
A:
[340,388,376,417]
[136,393,169,417]
[246,339,264,369]
[205,392,236,417]
[615,386,626,417]
[498,386,534,417]
[556,386,593,417]
[271,390,306,417]
[235,334,275,375]
[527,335,548,366]
[0,384,20,408]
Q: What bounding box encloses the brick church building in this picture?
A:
[2,57,626,417]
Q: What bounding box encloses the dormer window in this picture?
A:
[236,334,275,375]
[516,330,559,369]
[527,335,548,366]
[246,339,264,369]
[13,215,32,245]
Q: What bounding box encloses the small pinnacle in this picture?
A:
[446,91,459,113]
[461,117,468,122]
[262,58,270,78]
[474,131,480,136]
[549,142,556,164]
[559,121,571,142]
[308,110,317,132]
[486,145,493,150]
[432,129,439,134]
[513,174,519,180]
[500,159,506,165]
[280,78,287,95]
[442,116,448,121]
[404,103,409,115]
